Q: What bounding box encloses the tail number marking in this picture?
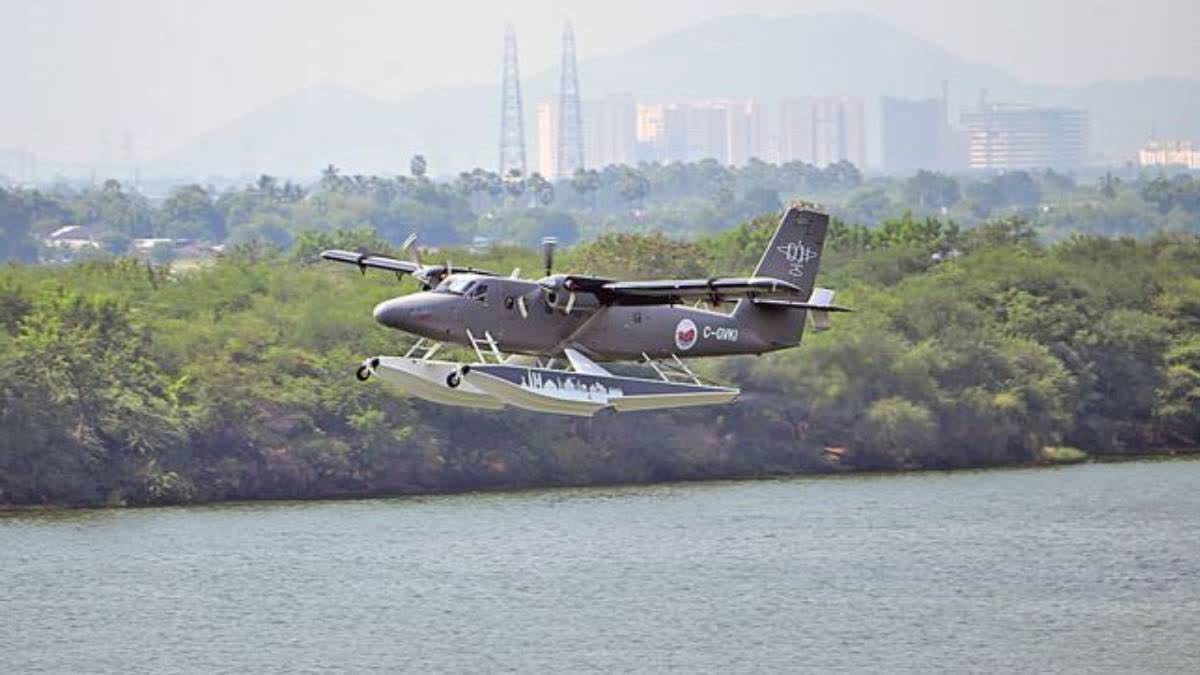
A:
[703,326,739,342]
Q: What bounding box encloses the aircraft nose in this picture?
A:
[372,297,410,329]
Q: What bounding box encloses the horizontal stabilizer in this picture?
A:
[753,287,850,332]
[751,299,853,312]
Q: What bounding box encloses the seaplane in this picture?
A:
[322,206,848,416]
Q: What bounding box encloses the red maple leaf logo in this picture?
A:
[677,327,695,343]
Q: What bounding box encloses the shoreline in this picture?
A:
[3,448,1197,514]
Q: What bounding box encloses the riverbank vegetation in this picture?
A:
[1,209,1197,506]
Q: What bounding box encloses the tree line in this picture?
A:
[3,159,1197,266]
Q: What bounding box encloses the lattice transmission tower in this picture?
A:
[555,21,585,178]
[498,23,527,180]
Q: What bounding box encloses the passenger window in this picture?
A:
[504,296,515,310]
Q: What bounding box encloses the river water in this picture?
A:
[3,459,1199,673]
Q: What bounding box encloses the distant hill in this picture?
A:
[156,11,1200,177]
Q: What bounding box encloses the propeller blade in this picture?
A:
[402,233,422,266]
[565,291,576,314]
[517,295,528,318]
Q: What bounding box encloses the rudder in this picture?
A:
[752,207,829,298]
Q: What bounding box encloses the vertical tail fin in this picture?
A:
[752,207,829,299]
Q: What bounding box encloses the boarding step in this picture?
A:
[466,329,505,364]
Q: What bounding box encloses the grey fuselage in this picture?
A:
[372,275,805,362]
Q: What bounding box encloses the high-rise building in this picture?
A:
[636,103,666,162]
[1138,140,1200,169]
[662,104,691,163]
[685,104,729,163]
[725,100,771,165]
[960,104,1089,169]
[835,97,866,168]
[632,99,772,166]
[779,98,816,164]
[651,101,739,164]
[535,102,559,179]
[583,93,637,169]
[778,97,865,167]
[811,97,865,167]
[881,96,946,171]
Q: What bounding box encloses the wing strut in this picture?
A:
[563,348,612,376]
[641,352,702,385]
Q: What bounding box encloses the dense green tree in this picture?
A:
[497,209,580,246]
[160,184,225,240]
[853,397,937,468]
[617,167,650,207]
[845,186,892,222]
[0,188,43,262]
[740,187,782,215]
[903,170,961,210]
[966,171,1042,215]
[569,232,709,278]
[570,168,601,210]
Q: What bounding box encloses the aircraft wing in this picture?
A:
[599,276,804,304]
[321,250,495,285]
[321,250,421,274]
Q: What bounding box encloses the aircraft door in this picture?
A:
[461,281,490,339]
[494,282,531,345]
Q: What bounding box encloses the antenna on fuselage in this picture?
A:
[542,237,557,276]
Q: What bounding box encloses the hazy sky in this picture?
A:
[1,0,1196,164]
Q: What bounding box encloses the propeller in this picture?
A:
[411,266,440,290]
[536,275,577,315]
[400,232,451,290]
[535,237,577,315]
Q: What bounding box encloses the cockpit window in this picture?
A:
[469,284,489,302]
[435,275,477,295]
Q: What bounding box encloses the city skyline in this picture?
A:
[532,92,1100,176]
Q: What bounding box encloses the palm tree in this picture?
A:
[410,154,428,179]
[319,164,342,193]
[1099,171,1120,200]
[503,168,525,197]
[571,168,600,210]
[255,174,278,201]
